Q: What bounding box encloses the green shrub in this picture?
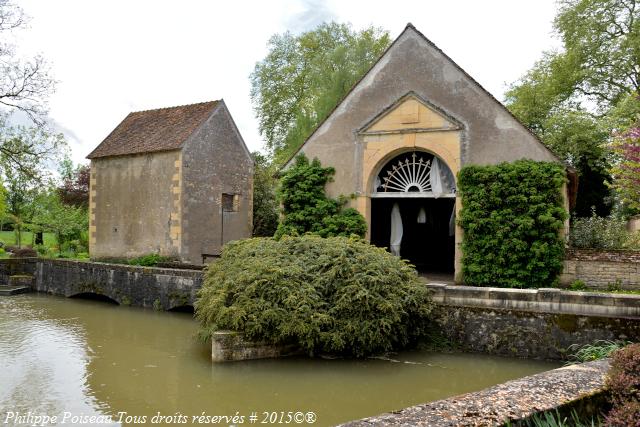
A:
[128,253,173,266]
[569,280,587,291]
[566,340,629,364]
[275,155,366,239]
[458,160,568,288]
[570,213,629,249]
[195,236,433,357]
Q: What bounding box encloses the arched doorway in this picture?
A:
[369,151,456,275]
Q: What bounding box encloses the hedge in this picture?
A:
[458,160,567,288]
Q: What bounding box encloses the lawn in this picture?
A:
[0,231,58,247]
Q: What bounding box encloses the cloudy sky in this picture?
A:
[14,0,562,164]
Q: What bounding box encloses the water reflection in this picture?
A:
[0,294,559,426]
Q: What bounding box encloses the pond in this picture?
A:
[0,294,559,426]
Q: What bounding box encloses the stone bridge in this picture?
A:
[1,258,203,311]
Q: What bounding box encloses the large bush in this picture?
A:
[275,155,366,239]
[570,213,636,250]
[195,236,433,357]
[458,160,568,288]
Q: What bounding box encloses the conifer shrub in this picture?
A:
[195,235,433,357]
[458,160,568,288]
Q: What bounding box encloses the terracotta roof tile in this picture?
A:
[87,100,220,159]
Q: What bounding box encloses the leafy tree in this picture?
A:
[611,124,640,210]
[505,0,640,216]
[251,152,278,237]
[0,0,55,124]
[276,154,366,239]
[0,115,65,180]
[554,0,639,107]
[251,22,390,163]
[57,157,90,208]
[30,190,87,254]
[3,163,37,247]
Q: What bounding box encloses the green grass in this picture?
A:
[566,340,630,364]
[504,409,601,427]
[0,230,90,261]
[0,230,57,247]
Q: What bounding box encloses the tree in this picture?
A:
[250,22,390,163]
[0,0,55,124]
[275,154,366,239]
[0,116,65,179]
[57,157,89,208]
[251,152,278,237]
[3,163,36,247]
[505,0,640,216]
[554,0,639,108]
[611,124,640,211]
[30,189,88,254]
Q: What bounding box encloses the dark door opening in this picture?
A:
[371,198,455,273]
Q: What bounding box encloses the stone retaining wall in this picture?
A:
[0,258,202,310]
[428,284,640,359]
[35,259,203,310]
[341,360,610,426]
[0,257,37,286]
[561,249,640,289]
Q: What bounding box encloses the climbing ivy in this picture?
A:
[458,160,568,288]
[275,154,366,239]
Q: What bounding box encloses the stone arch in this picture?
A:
[168,304,195,314]
[366,147,459,278]
[68,292,120,305]
[367,147,456,196]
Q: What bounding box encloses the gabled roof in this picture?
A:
[87,100,220,159]
[282,23,561,168]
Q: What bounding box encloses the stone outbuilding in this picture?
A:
[87,100,253,264]
[284,24,567,282]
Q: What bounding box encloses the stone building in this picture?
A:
[87,100,253,264]
[284,24,567,282]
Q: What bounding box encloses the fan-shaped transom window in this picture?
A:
[373,151,455,197]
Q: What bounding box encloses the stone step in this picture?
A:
[0,286,31,296]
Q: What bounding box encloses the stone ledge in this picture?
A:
[38,258,203,278]
[340,360,610,426]
[8,275,34,287]
[211,331,302,362]
[427,284,640,318]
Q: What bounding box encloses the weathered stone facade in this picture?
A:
[284,24,565,282]
[88,101,253,264]
[561,249,640,290]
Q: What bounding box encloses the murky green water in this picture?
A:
[0,294,559,426]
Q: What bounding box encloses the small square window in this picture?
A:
[222,193,238,212]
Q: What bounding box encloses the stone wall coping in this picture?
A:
[35,258,203,277]
[340,359,610,426]
[427,283,640,317]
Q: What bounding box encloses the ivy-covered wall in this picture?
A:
[458,160,567,288]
